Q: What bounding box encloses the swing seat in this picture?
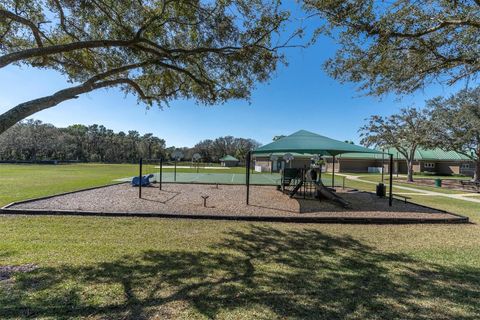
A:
[131,174,154,187]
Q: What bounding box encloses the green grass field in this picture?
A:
[0,164,257,206]
[1,164,479,319]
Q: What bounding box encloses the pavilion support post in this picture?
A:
[332,155,336,188]
[396,153,399,177]
[246,151,251,205]
[174,159,177,182]
[381,150,385,182]
[139,158,143,199]
[389,154,393,206]
[159,157,163,190]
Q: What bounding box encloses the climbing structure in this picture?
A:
[281,167,350,208]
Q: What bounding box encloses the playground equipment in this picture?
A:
[131,174,154,187]
[250,130,392,206]
[281,167,350,208]
[313,180,350,208]
[136,158,165,198]
[284,153,294,168]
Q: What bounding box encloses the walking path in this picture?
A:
[338,174,480,204]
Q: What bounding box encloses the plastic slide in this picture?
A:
[313,180,350,208]
[289,180,303,197]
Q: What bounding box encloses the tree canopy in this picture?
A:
[0,0,296,133]
[359,108,431,181]
[0,120,167,162]
[0,119,259,163]
[192,136,260,162]
[303,0,480,95]
[427,86,480,181]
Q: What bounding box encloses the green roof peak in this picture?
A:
[220,155,239,161]
[254,130,380,156]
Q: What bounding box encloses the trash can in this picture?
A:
[434,179,442,188]
[376,183,386,197]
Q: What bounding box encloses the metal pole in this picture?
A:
[139,158,142,199]
[396,152,399,178]
[332,155,335,188]
[159,158,163,190]
[174,159,177,182]
[381,150,385,182]
[246,151,251,205]
[303,167,306,199]
[389,154,393,206]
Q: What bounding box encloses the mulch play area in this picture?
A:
[2,183,467,224]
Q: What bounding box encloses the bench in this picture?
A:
[393,194,411,204]
[460,180,480,192]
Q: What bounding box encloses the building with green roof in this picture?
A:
[252,130,381,173]
[219,155,239,167]
[331,147,474,176]
[254,133,474,176]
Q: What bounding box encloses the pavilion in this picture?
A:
[245,130,393,206]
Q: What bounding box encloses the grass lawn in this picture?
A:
[354,174,468,194]
[0,164,262,206]
[1,164,479,319]
[323,174,422,194]
[0,163,139,206]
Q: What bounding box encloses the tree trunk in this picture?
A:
[473,160,480,182]
[0,79,127,135]
[474,149,480,182]
[407,160,414,182]
[0,85,92,135]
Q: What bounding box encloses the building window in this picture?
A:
[461,163,470,169]
[424,162,435,169]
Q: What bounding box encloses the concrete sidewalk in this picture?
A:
[338,174,480,204]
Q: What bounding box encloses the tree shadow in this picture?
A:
[295,191,443,214]
[1,226,479,319]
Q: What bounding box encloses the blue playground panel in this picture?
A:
[119,172,282,185]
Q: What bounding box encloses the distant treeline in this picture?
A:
[0,120,260,163]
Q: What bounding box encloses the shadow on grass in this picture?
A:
[1,226,479,319]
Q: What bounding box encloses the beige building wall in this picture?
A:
[432,161,459,175]
[253,157,312,172]
[255,156,475,177]
[459,161,476,176]
[254,159,271,172]
[337,159,378,173]
[324,158,340,173]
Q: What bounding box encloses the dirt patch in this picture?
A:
[6,183,462,221]
[0,264,38,282]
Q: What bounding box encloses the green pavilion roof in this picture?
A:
[336,148,472,161]
[253,152,315,158]
[220,155,239,161]
[253,130,382,156]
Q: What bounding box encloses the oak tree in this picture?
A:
[0,0,295,134]
[360,108,431,182]
[427,87,480,181]
[303,0,480,95]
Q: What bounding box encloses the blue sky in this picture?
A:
[0,4,467,148]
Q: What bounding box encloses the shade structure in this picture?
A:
[253,130,382,156]
[246,130,393,207]
[220,155,239,161]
